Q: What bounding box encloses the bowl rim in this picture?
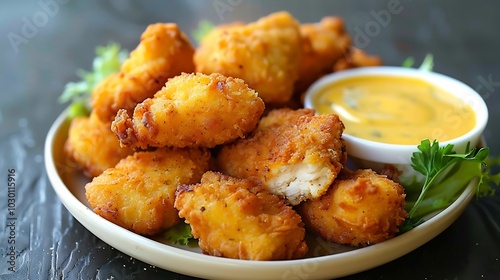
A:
[303,66,489,164]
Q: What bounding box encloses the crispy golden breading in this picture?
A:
[175,171,308,260]
[296,169,407,246]
[91,23,195,122]
[64,111,133,178]
[255,107,315,133]
[194,11,302,104]
[85,147,211,236]
[295,17,351,94]
[216,108,346,205]
[333,47,382,72]
[111,72,265,149]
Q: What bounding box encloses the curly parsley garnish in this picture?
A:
[400,139,498,232]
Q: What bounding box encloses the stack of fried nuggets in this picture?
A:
[64,12,406,261]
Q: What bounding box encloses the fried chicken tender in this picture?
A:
[216,108,346,205]
[64,111,133,178]
[85,147,211,236]
[111,72,265,149]
[332,47,382,72]
[295,16,351,94]
[296,169,407,247]
[194,11,302,104]
[255,107,315,133]
[175,171,308,260]
[91,23,195,122]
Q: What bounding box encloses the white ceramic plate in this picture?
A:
[45,109,477,280]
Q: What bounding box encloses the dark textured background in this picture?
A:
[0,0,499,279]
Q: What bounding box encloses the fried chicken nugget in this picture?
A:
[194,11,302,104]
[91,23,195,122]
[216,108,347,205]
[296,169,407,246]
[175,171,308,260]
[255,107,315,132]
[332,47,382,72]
[295,16,351,94]
[85,147,211,236]
[64,111,133,178]
[111,72,265,149]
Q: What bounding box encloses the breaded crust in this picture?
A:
[64,111,133,178]
[175,171,308,260]
[216,108,346,205]
[295,16,351,94]
[333,47,382,72]
[91,23,195,122]
[255,107,315,132]
[111,72,265,149]
[194,11,302,104]
[296,169,407,246]
[85,147,211,236]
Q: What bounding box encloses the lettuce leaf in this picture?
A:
[163,222,193,246]
[59,42,128,119]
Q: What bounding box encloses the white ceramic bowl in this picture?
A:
[304,66,488,183]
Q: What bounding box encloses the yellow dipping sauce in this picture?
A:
[312,76,476,145]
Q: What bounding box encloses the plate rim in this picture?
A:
[44,109,477,280]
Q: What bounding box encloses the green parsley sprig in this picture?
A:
[400,139,497,232]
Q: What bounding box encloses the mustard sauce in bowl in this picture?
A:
[304,66,488,170]
[311,75,476,145]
